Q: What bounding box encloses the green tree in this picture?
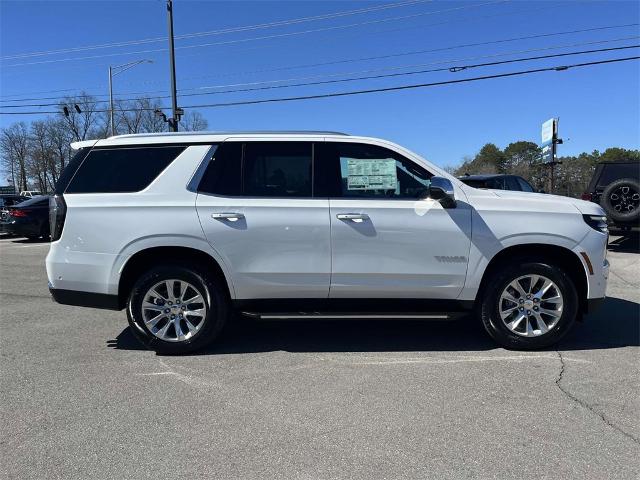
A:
[454,143,506,175]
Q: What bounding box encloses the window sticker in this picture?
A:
[345,158,397,191]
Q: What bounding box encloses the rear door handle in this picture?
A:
[211,212,244,222]
[336,213,369,223]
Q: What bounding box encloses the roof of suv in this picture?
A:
[71,131,351,149]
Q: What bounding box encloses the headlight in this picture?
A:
[583,214,608,233]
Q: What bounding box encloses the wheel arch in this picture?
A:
[475,243,589,314]
[117,245,234,309]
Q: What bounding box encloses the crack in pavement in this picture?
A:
[555,350,640,446]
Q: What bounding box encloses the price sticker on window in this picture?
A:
[345,158,397,191]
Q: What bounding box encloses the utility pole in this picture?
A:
[167,0,179,132]
[108,66,115,136]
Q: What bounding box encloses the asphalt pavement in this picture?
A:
[1,234,638,479]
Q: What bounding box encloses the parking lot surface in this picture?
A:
[1,235,638,479]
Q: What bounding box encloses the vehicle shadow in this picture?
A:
[109,297,639,355]
[608,232,639,253]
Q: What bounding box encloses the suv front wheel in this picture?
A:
[127,264,229,354]
[479,261,578,349]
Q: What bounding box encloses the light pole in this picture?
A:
[108,59,153,136]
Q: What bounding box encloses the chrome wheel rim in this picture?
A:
[499,274,563,337]
[141,279,207,342]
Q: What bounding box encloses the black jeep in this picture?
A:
[582,161,639,230]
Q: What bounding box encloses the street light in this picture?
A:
[108,59,153,136]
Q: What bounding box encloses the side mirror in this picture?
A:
[429,177,456,208]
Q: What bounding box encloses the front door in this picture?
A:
[195,141,330,299]
[318,141,472,299]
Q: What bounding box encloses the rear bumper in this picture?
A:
[49,286,121,310]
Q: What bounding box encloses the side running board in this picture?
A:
[240,312,466,320]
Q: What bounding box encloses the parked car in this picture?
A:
[458,174,537,192]
[19,190,43,198]
[0,194,28,233]
[581,161,639,231]
[47,132,608,354]
[1,195,51,239]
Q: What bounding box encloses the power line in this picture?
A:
[2,1,509,68]
[0,0,432,61]
[2,43,637,109]
[166,56,640,110]
[1,56,636,115]
[1,23,637,102]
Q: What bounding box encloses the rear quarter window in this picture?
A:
[65,146,186,194]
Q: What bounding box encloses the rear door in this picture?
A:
[195,140,331,299]
[318,141,472,299]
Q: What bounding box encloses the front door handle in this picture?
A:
[336,213,369,223]
[211,212,244,222]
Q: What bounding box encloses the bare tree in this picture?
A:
[29,120,56,192]
[59,92,105,141]
[47,118,74,182]
[0,122,30,191]
[180,111,208,132]
[115,98,168,135]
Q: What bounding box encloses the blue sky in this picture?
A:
[0,0,639,171]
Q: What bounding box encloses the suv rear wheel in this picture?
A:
[127,264,229,354]
[479,261,578,349]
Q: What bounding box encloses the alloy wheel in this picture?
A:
[141,279,207,342]
[498,274,563,337]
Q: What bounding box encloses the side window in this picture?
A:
[197,142,242,196]
[488,177,505,190]
[243,142,312,197]
[505,176,521,191]
[320,142,432,199]
[65,146,185,193]
[517,177,534,192]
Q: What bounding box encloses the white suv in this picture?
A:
[46,132,609,354]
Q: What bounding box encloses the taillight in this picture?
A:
[581,193,592,201]
[10,209,28,217]
[49,194,67,241]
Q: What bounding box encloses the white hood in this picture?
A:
[491,189,606,216]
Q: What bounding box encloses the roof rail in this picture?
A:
[109,130,350,139]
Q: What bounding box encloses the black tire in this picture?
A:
[479,261,578,350]
[126,263,230,354]
[600,178,640,224]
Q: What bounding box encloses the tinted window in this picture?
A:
[460,179,488,189]
[487,177,506,190]
[517,177,534,192]
[243,142,312,197]
[16,196,48,207]
[0,197,25,207]
[505,176,521,191]
[55,148,90,194]
[66,146,185,193]
[198,143,242,196]
[320,143,431,199]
